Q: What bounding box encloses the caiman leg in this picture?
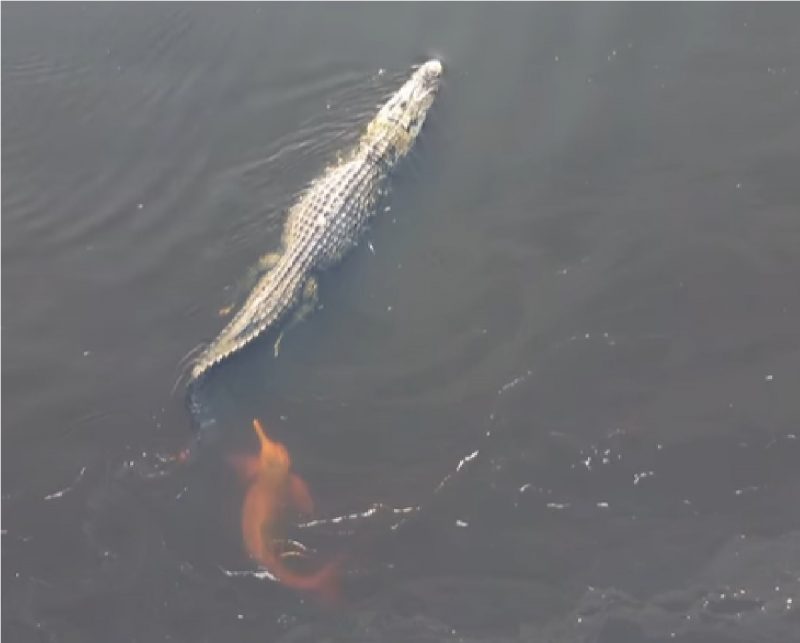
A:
[219,252,283,317]
[257,252,283,273]
[273,276,319,357]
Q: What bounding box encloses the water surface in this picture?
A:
[3,4,800,642]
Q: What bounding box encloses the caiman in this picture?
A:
[188,60,443,389]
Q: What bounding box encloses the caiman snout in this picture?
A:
[420,59,443,86]
[423,59,443,77]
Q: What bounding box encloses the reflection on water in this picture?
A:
[3,3,800,642]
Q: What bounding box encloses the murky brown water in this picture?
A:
[4,4,800,642]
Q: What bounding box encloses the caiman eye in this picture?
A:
[399,100,407,110]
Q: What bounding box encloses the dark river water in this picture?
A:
[3,4,800,643]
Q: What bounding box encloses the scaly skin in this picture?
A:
[189,60,442,384]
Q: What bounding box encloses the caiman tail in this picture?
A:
[181,377,217,462]
[191,252,308,383]
[182,254,308,458]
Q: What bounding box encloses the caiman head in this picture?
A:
[364,59,443,160]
